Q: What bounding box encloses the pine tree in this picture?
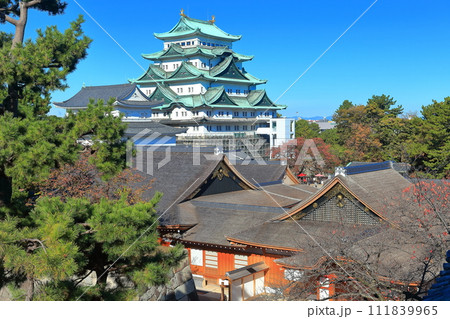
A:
[1,4,184,300]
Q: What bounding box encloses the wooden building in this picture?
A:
[136,152,443,300]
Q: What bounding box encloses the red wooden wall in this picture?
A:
[187,247,290,288]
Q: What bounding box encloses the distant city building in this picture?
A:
[55,12,294,153]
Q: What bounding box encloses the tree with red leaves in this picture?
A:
[271,137,340,175]
[275,179,448,301]
[37,152,151,205]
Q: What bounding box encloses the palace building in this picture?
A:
[54,11,295,152]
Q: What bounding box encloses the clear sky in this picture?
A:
[4,0,450,118]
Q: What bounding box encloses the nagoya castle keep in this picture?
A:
[55,11,294,154]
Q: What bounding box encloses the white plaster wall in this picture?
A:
[169,83,206,95]
[269,118,295,149]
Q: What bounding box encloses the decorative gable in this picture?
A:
[293,184,380,225]
[123,87,149,102]
[161,44,184,58]
[211,57,248,80]
[169,63,199,80]
[148,87,174,104]
[253,92,276,107]
[173,19,195,33]
[187,162,253,200]
[209,90,237,106]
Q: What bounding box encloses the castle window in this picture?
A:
[187,41,191,45]
[234,125,239,130]
[242,111,248,117]
[190,249,203,266]
[233,111,239,117]
[242,125,248,131]
[236,89,240,94]
[217,126,222,131]
[251,112,255,117]
[225,125,231,131]
[205,251,218,269]
[234,255,248,269]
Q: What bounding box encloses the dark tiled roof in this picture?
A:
[283,168,412,223]
[54,84,163,109]
[179,200,280,245]
[226,262,269,280]
[339,168,412,221]
[424,251,450,301]
[174,183,319,245]
[227,220,381,251]
[346,161,411,174]
[130,151,223,222]
[54,84,136,108]
[272,226,437,282]
[124,121,187,136]
[260,184,317,204]
[234,163,287,186]
[226,167,438,281]
[188,183,316,209]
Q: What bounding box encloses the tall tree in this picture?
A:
[408,98,450,178]
[295,119,320,139]
[272,137,340,175]
[0,15,91,117]
[1,0,66,48]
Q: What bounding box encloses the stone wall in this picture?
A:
[139,258,198,301]
[0,256,198,301]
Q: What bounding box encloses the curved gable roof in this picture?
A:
[154,16,241,42]
[54,83,136,109]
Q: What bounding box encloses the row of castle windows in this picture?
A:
[149,111,274,118]
[175,87,198,94]
[205,125,257,131]
[167,41,228,48]
[227,89,249,95]
[159,61,207,71]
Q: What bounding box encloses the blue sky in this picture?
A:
[4,0,450,118]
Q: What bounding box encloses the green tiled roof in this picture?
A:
[148,85,286,111]
[131,60,266,85]
[154,16,241,42]
[142,44,253,62]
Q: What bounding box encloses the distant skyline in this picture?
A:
[4,0,450,118]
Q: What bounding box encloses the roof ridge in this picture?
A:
[167,61,202,80]
[210,55,234,77]
[184,15,214,25]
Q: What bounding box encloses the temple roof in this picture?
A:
[154,15,241,42]
[123,121,187,137]
[424,251,450,301]
[131,59,266,85]
[142,44,253,62]
[130,152,256,225]
[53,83,163,109]
[149,85,285,110]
